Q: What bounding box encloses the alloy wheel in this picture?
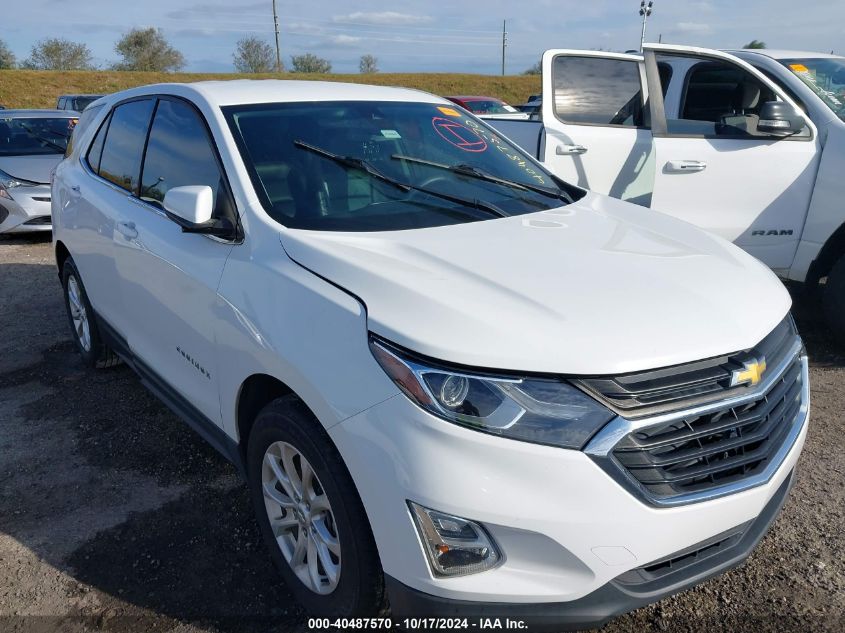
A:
[262,441,341,594]
[67,275,91,352]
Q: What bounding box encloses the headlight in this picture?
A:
[369,337,615,449]
[0,169,22,199]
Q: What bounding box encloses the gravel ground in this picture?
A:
[1,233,843,633]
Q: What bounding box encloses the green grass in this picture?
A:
[0,70,541,109]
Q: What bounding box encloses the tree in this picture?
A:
[522,60,542,75]
[0,39,15,69]
[114,28,185,72]
[23,38,93,70]
[233,36,277,73]
[743,40,767,49]
[359,54,378,74]
[290,53,331,74]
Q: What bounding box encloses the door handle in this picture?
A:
[665,160,707,173]
[556,144,588,155]
[116,221,138,240]
[70,185,81,193]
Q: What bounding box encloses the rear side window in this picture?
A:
[552,56,645,127]
[97,99,155,193]
[139,98,233,219]
[86,113,110,173]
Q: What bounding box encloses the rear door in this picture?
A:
[644,45,821,271]
[540,49,655,205]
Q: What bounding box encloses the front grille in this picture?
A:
[575,316,797,417]
[611,352,803,499]
[23,215,52,225]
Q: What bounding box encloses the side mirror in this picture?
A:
[162,185,237,239]
[757,101,806,137]
[163,185,213,225]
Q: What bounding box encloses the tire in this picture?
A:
[247,395,385,617]
[61,258,121,368]
[823,254,845,348]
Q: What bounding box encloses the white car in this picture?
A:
[487,46,845,344]
[0,110,78,233]
[52,81,809,628]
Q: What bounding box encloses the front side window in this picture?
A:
[660,56,804,138]
[224,100,576,232]
[0,117,76,156]
[780,58,845,123]
[97,99,155,193]
[552,56,644,126]
[140,98,232,219]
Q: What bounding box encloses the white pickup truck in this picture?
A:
[488,45,845,341]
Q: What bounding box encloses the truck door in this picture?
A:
[644,44,821,272]
[540,50,655,205]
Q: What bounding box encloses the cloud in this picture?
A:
[167,1,266,19]
[675,22,713,34]
[332,12,433,26]
[329,34,362,46]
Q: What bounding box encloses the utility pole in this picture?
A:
[639,1,654,52]
[501,20,507,76]
[272,0,282,72]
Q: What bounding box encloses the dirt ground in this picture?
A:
[1,232,843,633]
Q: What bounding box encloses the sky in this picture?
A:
[3,0,843,74]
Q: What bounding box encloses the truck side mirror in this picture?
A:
[757,101,806,137]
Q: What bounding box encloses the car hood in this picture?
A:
[279,192,791,375]
[0,154,63,184]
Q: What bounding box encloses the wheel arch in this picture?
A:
[808,221,845,285]
[55,240,71,278]
[235,373,294,460]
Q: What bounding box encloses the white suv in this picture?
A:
[52,81,809,628]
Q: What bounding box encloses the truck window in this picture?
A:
[551,56,645,127]
[658,56,808,139]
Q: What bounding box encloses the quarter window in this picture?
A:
[552,56,645,127]
[97,99,155,193]
[85,112,110,173]
[140,99,232,219]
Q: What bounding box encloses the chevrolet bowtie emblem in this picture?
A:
[730,356,767,388]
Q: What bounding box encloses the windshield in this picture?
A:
[224,100,572,231]
[461,100,518,115]
[0,117,75,156]
[780,58,845,122]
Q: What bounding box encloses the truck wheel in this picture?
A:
[61,258,121,368]
[823,254,845,347]
[247,395,385,617]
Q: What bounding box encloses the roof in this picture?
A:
[727,49,843,61]
[447,96,506,102]
[105,80,448,107]
[0,109,79,118]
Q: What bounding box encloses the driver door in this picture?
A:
[644,45,821,271]
[540,50,655,206]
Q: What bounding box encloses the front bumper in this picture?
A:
[329,360,808,614]
[385,470,794,630]
[0,184,53,233]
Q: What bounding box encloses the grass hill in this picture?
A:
[0,70,541,109]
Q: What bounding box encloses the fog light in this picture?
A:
[408,502,501,577]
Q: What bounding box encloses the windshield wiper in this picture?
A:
[294,140,508,219]
[17,123,67,153]
[391,154,572,204]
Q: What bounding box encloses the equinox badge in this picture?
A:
[730,357,767,388]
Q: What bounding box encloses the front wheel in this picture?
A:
[823,254,845,348]
[246,396,385,616]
